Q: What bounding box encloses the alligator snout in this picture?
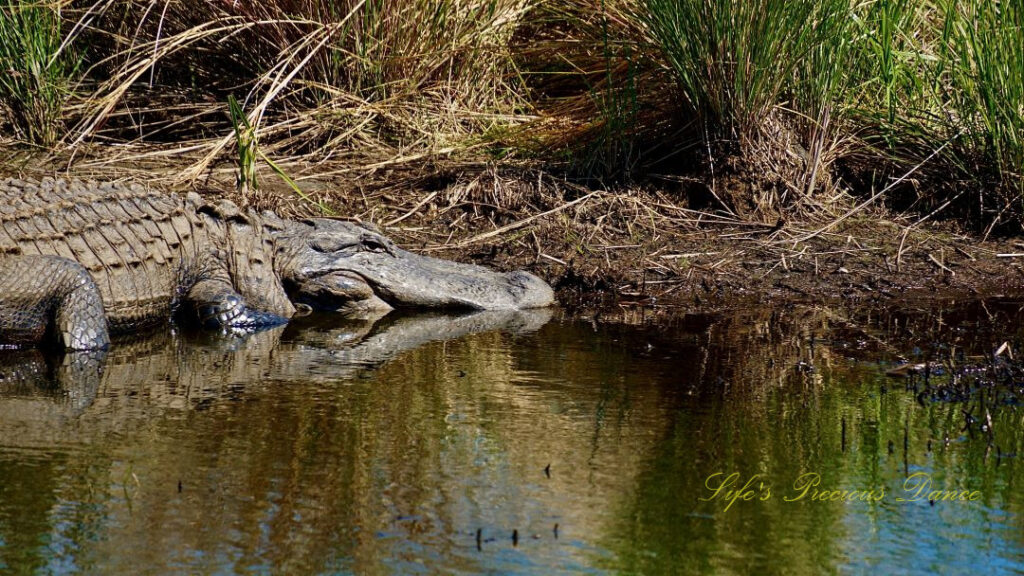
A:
[275,219,556,312]
[366,256,556,310]
[495,270,557,309]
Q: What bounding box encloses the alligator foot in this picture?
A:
[196,293,289,330]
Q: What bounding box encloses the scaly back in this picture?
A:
[0,178,194,330]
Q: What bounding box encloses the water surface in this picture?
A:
[0,302,1022,574]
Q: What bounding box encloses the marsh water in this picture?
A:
[0,301,1022,574]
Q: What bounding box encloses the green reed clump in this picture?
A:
[832,0,1022,219]
[552,0,1020,217]
[640,0,851,143]
[0,0,78,146]
[836,1,943,182]
[939,0,1023,194]
[228,94,259,196]
[847,0,930,127]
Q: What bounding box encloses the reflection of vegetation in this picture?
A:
[593,302,1024,574]
[0,303,1022,572]
[0,457,61,573]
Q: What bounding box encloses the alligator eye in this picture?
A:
[362,238,389,253]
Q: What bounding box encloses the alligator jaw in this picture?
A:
[291,270,394,315]
[297,254,554,312]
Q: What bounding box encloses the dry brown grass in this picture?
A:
[33,0,529,185]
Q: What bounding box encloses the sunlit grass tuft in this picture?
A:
[939,0,1023,194]
[0,0,79,146]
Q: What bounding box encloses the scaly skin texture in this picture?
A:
[0,178,293,349]
[0,255,109,349]
[0,177,555,351]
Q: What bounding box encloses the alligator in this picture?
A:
[0,177,554,350]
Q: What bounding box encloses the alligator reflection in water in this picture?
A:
[0,308,554,417]
[0,302,1022,574]
[0,309,556,573]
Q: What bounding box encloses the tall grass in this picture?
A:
[555,0,1021,219]
[641,0,850,142]
[70,0,532,171]
[565,0,646,179]
[0,0,1020,226]
[0,0,78,146]
[851,0,927,126]
[838,1,943,194]
[939,0,1023,193]
[832,1,1023,220]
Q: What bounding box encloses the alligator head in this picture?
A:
[270,218,555,314]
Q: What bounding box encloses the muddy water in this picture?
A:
[0,302,1022,574]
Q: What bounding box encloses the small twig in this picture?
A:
[384,191,437,226]
[994,341,1011,358]
[454,191,600,247]
[539,253,567,266]
[759,260,783,280]
[628,279,683,286]
[896,228,910,272]
[927,253,954,275]
[954,246,976,261]
[660,252,719,259]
